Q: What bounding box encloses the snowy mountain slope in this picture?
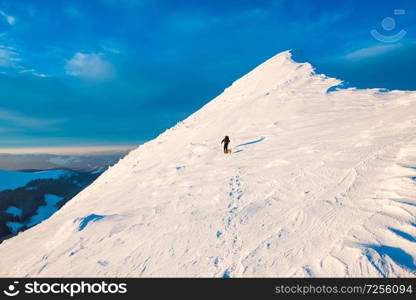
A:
[0,51,415,277]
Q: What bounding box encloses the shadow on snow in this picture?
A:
[363,244,416,276]
[235,136,265,148]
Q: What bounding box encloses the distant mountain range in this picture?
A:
[0,151,129,243]
[0,152,129,172]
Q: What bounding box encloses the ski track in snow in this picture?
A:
[0,51,415,277]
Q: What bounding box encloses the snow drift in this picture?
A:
[0,51,415,277]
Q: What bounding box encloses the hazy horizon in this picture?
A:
[0,145,137,155]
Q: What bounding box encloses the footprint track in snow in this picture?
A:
[215,174,247,274]
[224,175,244,228]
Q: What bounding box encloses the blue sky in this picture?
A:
[0,0,415,150]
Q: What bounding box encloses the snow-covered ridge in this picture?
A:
[0,51,415,277]
[222,50,340,99]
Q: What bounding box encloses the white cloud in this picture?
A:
[0,10,15,25]
[100,43,121,54]
[343,44,402,61]
[0,46,20,67]
[0,108,61,130]
[0,47,48,77]
[99,39,124,55]
[33,72,47,78]
[65,52,114,80]
[19,69,47,78]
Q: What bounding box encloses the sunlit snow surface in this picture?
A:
[0,51,415,277]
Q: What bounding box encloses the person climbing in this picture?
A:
[221,136,230,154]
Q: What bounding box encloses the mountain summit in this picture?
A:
[0,51,415,277]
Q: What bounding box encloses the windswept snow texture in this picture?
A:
[0,51,415,277]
